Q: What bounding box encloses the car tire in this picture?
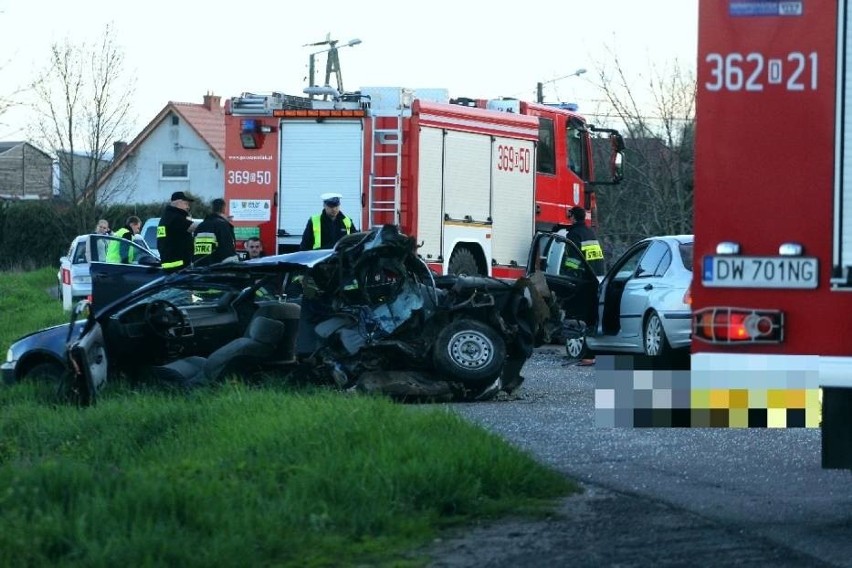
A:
[433,319,506,386]
[644,310,671,358]
[24,362,74,403]
[24,361,64,383]
[447,248,481,276]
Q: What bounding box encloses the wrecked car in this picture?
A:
[6,226,555,404]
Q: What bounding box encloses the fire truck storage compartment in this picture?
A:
[490,135,535,267]
[415,127,534,270]
[415,127,444,263]
[278,120,363,248]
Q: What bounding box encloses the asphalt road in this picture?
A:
[424,347,852,567]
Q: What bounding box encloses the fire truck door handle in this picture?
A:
[643,284,653,291]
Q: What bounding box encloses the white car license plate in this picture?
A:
[702,256,818,289]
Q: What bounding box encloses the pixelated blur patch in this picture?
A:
[593,355,820,428]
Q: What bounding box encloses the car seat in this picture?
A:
[152,302,300,387]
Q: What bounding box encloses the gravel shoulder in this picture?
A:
[409,348,848,568]
[416,483,833,567]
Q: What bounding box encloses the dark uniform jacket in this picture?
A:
[193,213,237,266]
[299,212,356,250]
[566,223,606,276]
[157,204,194,271]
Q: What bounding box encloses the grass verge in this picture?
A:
[0,267,68,354]
[0,383,577,566]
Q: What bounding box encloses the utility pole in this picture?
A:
[536,68,587,103]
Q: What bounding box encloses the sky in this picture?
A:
[0,0,698,141]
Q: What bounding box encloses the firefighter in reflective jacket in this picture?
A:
[565,206,605,276]
[193,198,238,266]
[105,215,141,263]
[157,191,199,272]
[299,192,356,250]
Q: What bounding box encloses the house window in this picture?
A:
[171,115,179,126]
[161,163,188,179]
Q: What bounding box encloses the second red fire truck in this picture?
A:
[693,0,852,467]
[224,80,623,278]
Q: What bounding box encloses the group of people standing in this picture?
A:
[99,193,600,278]
[94,216,142,264]
[156,191,236,272]
[153,190,357,273]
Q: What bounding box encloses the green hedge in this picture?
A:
[0,200,211,270]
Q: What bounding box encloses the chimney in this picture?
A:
[113,141,128,159]
[203,91,222,111]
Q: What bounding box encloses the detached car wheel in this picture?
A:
[433,319,506,386]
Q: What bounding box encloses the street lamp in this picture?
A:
[305,37,362,100]
[536,68,587,103]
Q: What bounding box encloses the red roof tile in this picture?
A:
[95,94,225,191]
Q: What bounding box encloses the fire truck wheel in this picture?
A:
[433,319,506,386]
[447,248,481,276]
[644,311,670,358]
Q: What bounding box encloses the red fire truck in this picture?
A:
[223,84,623,278]
[693,0,851,467]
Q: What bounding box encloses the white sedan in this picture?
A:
[58,233,160,311]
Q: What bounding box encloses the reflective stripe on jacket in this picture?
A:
[194,232,218,258]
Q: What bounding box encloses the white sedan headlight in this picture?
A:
[6,348,14,363]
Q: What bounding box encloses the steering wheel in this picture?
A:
[144,299,188,339]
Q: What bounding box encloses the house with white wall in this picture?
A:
[97,93,225,205]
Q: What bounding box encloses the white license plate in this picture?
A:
[702,256,818,289]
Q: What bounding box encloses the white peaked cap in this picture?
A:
[320,192,343,201]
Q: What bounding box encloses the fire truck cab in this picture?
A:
[223,84,623,278]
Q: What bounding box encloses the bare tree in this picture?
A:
[30,23,136,239]
[588,50,696,256]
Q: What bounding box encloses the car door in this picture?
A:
[87,235,163,311]
[68,318,108,406]
[526,231,599,325]
[618,240,671,341]
[598,241,649,337]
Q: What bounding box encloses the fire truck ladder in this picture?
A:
[368,115,403,228]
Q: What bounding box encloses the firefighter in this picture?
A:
[157,191,199,272]
[105,215,142,263]
[193,198,238,266]
[565,206,603,367]
[299,193,357,251]
[565,206,605,277]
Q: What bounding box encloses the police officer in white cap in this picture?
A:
[299,192,357,250]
